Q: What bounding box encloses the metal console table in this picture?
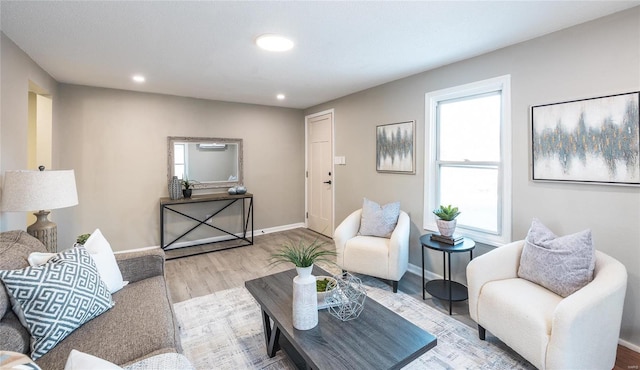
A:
[160,193,253,259]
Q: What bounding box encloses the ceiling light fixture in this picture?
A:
[132,75,145,83]
[277,94,286,100]
[256,34,294,52]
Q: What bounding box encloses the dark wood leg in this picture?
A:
[261,309,280,357]
[392,280,398,293]
[478,325,486,340]
[267,324,281,357]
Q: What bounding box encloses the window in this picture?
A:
[424,75,511,245]
[174,143,186,179]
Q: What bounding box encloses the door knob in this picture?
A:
[323,180,332,185]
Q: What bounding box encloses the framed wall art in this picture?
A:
[376,120,415,174]
[531,91,639,186]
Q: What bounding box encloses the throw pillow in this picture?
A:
[27,229,127,293]
[517,218,595,297]
[79,229,126,293]
[64,350,123,370]
[358,198,401,238]
[0,247,114,360]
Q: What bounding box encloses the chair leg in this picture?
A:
[392,281,398,293]
[478,325,486,340]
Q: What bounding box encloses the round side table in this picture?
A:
[420,233,475,315]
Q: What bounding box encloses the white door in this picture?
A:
[306,111,334,237]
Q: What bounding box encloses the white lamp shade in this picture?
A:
[2,169,79,211]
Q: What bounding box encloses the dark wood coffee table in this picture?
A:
[245,266,437,369]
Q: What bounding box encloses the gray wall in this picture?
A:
[0,33,58,231]
[306,8,640,346]
[54,84,305,251]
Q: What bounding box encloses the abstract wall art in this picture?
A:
[376,120,415,174]
[531,91,639,186]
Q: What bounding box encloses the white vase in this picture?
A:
[436,219,457,237]
[292,265,318,330]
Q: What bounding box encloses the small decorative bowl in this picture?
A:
[316,276,337,301]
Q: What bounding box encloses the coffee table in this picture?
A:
[245,266,437,369]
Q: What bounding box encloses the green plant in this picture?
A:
[181,176,198,189]
[76,233,91,245]
[269,238,337,268]
[433,204,461,221]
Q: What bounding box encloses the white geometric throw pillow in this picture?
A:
[0,247,114,360]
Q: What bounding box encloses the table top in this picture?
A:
[160,192,253,205]
[245,267,437,370]
[420,233,476,253]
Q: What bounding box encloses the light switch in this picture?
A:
[334,156,346,165]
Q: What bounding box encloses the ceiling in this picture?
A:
[1,1,638,109]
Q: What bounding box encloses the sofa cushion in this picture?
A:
[0,310,31,354]
[358,198,400,238]
[35,275,178,370]
[518,218,595,297]
[0,231,47,320]
[0,247,114,360]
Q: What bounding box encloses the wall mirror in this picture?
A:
[168,136,243,190]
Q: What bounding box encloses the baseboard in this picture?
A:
[407,262,442,281]
[619,338,640,353]
[130,222,307,252]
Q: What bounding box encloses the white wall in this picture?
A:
[306,7,640,347]
[54,84,305,251]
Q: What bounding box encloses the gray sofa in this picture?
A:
[0,230,182,369]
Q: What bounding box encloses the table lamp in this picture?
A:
[1,166,78,252]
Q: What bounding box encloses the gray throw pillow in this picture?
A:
[358,198,401,238]
[518,218,595,298]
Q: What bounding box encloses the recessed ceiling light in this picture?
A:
[132,75,145,83]
[256,34,294,52]
[277,94,286,100]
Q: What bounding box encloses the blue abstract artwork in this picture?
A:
[532,92,639,185]
[376,121,415,174]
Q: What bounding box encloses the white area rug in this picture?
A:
[173,277,535,369]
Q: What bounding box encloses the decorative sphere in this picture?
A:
[236,185,247,194]
[228,187,237,195]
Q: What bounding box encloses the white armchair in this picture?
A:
[467,240,627,370]
[334,209,410,292]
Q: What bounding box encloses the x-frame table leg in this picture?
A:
[261,309,281,357]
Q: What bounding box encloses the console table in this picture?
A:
[160,193,253,259]
[420,233,475,315]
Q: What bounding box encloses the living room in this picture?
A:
[1,1,639,369]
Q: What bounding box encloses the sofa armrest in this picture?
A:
[333,209,362,266]
[115,248,166,284]
[388,211,410,280]
[466,240,524,321]
[547,251,627,369]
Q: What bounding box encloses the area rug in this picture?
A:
[173,277,535,370]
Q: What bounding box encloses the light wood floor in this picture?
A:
[165,227,639,369]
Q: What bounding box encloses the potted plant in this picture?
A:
[75,233,91,246]
[269,237,336,273]
[181,176,198,198]
[433,204,461,237]
[270,238,336,330]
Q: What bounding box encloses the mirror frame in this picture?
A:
[167,136,243,190]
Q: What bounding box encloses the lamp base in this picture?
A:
[27,210,57,253]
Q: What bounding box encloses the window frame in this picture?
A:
[424,75,512,246]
